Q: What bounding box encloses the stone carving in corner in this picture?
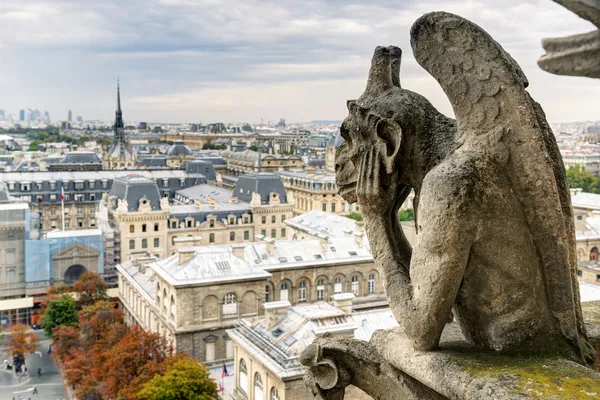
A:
[303,10,597,399]
[116,198,128,214]
[538,0,600,79]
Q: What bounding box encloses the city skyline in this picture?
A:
[0,0,598,123]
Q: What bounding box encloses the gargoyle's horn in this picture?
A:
[362,46,393,99]
[387,46,402,88]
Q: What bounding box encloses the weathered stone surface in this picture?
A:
[538,0,600,79]
[372,324,600,400]
[335,10,594,364]
[303,8,600,400]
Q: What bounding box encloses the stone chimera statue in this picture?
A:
[302,10,597,399]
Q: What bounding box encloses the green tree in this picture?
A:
[565,166,600,194]
[347,212,362,222]
[28,140,43,151]
[43,295,79,337]
[137,356,218,400]
[249,145,258,151]
[398,208,415,221]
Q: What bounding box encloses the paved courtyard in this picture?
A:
[0,331,66,400]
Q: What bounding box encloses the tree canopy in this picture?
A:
[43,295,79,337]
[346,212,362,222]
[6,324,40,357]
[74,271,108,307]
[137,356,218,400]
[566,166,600,194]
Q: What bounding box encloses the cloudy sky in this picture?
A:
[0,0,597,124]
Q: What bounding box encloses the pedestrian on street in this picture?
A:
[37,367,41,377]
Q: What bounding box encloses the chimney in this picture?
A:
[231,244,245,260]
[318,234,329,254]
[178,248,196,264]
[331,293,355,315]
[265,238,276,257]
[354,221,365,248]
[574,211,587,233]
[194,199,203,209]
[264,301,290,330]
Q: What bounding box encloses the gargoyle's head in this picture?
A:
[336,46,403,203]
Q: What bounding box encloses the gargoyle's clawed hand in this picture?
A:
[356,144,399,217]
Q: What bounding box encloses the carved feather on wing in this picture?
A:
[410,11,595,365]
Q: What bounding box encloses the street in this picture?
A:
[0,331,66,400]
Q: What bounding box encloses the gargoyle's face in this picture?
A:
[335,101,380,204]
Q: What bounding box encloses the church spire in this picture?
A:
[117,78,121,113]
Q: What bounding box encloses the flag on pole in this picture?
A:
[60,182,65,201]
[221,363,229,378]
[218,383,225,393]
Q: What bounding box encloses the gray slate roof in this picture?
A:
[62,151,102,163]
[109,175,163,212]
[233,173,287,204]
[166,141,193,157]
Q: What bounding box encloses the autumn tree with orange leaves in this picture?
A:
[6,324,40,358]
[74,271,108,307]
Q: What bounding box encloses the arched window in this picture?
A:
[281,228,286,238]
[265,285,270,303]
[209,233,215,243]
[162,289,167,313]
[223,293,237,316]
[281,215,286,222]
[298,280,307,302]
[271,215,276,223]
[156,283,161,305]
[254,372,263,400]
[334,277,343,294]
[172,236,178,246]
[351,275,359,296]
[271,387,280,400]
[271,229,276,238]
[280,282,289,302]
[591,247,599,261]
[170,295,175,319]
[230,231,235,241]
[142,238,148,249]
[129,224,134,233]
[317,279,325,300]
[368,274,376,294]
[129,239,135,250]
[239,359,248,394]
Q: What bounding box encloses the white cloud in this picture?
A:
[0,0,597,123]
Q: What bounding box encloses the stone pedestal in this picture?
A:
[302,302,600,400]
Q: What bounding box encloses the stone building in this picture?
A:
[116,231,382,366]
[221,150,304,175]
[228,299,398,400]
[106,173,294,262]
[165,141,195,167]
[0,169,204,236]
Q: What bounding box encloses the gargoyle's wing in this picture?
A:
[411,12,594,365]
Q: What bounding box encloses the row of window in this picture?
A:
[295,197,359,213]
[259,228,286,239]
[11,180,109,192]
[239,359,280,400]
[260,215,286,224]
[577,269,600,282]
[169,215,251,230]
[21,192,98,203]
[129,238,160,250]
[47,206,94,216]
[129,223,160,233]
[264,274,377,303]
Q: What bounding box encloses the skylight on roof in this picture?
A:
[314,254,322,260]
[272,328,284,337]
[348,251,358,256]
[284,336,297,346]
[294,256,303,261]
[330,246,336,252]
[278,257,288,263]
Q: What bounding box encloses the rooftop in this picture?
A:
[571,192,600,211]
[285,210,362,239]
[150,246,271,287]
[228,303,398,379]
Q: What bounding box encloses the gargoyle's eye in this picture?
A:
[338,124,349,147]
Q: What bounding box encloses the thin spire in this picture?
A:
[117,77,121,112]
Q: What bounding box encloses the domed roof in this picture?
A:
[166,141,193,157]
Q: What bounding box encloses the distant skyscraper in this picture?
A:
[68,110,72,122]
[44,111,50,121]
[33,109,41,120]
[27,109,34,121]
[19,110,25,121]
[0,110,4,121]
[76,116,83,122]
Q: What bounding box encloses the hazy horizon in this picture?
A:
[1,0,598,124]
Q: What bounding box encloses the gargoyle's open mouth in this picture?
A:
[537,0,599,79]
